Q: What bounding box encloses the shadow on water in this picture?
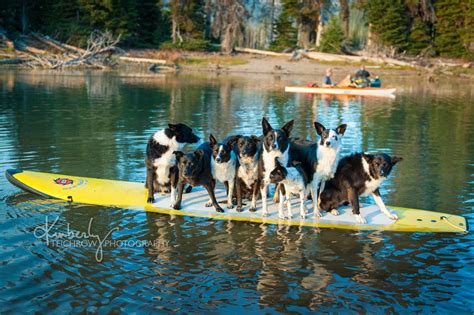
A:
[1,70,473,312]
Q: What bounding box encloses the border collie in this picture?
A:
[269,158,308,219]
[234,135,261,212]
[172,148,224,213]
[145,123,199,203]
[290,122,346,218]
[259,117,294,217]
[319,153,402,224]
[204,134,239,209]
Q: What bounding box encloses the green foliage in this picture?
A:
[434,0,467,57]
[160,38,210,51]
[269,0,297,51]
[319,16,345,53]
[408,16,431,56]
[366,0,409,52]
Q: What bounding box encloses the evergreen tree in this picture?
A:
[408,16,431,55]
[319,16,345,53]
[269,0,297,51]
[434,0,466,57]
[366,0,408,52]
[79,0,139,45]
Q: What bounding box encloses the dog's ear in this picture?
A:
[168,123,177,131]
[314,122,326,136]
[173,151,183,161]
[251,135,261,142]
[362,153,374,164]
[194,149,204,159]
[335,124,347,135]
[227,135,240,148]
[274,157,283,168]
[209,134,217,147]
[391,156,403,165]
[262,117,273,134]
[281,120,294,136]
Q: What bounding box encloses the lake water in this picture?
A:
[1,70,473,313]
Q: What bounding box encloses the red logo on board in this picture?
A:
[54,178,74,185]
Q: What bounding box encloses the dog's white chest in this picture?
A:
[238,156,258,189]
[152,131,183,185]
[316,146,339,180]
[212,152,236,183]
[263,148,289,183]
[362,177,385,196]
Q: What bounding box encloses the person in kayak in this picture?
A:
[322,68,335,87]
[353,65,371,87]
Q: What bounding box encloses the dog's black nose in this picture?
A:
[216,157,221,163]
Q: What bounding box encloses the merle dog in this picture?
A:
[290,122,347,217]
[234,135,262,212]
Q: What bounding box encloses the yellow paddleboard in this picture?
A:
[5,169,468,233]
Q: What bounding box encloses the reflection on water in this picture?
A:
[0,70,473,312]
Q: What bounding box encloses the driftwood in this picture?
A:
[119,56,167,64]
[235,47,417,68]
[0,58,23,65]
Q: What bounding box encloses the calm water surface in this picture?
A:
[0,70,473,313]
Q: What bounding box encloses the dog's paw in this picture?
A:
[388,212,398,220]
[227,203,234,209]
[147,197,155,204]
[354,214,367,224]
[215,207,225,213]
[236,206,243,212]
[330,209,340,216]
[313,210,322,218]
[262,211,269,217]
[171,203,181,210]
[205,201,213,207]
[249,207,257,213]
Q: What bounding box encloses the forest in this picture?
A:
[0,0,473,60]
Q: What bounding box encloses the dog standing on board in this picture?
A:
[258,117,294,217]
[202,134,239,209]
[172,148,224,213]
[269,157,308,219]
[319,153,402,224]
[234,135,261,212]
[145,123,199,204]
[290,122,347,218]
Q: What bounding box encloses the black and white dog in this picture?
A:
[259,117,294,217]
[234,135,261,212]
[172,148,224,213]
[269,158,308,219]
[145,123,199,203]
[319,153,402,224]
[290,122,346,218]
[204,134,239,209]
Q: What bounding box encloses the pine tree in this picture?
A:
[269,0,298,51]
[366,0,408,52]
[408,16,431,55]
[434,0,466,57]
[319,15,345,53]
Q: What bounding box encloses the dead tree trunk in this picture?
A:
[339,0,349,37]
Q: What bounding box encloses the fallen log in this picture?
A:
[31,33,69,53]
[119,56,167,64]
[234,47,291,57]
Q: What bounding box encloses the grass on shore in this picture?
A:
[180,55,248,66]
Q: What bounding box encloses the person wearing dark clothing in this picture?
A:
[355,65,370,79]
[322,68,335,87]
